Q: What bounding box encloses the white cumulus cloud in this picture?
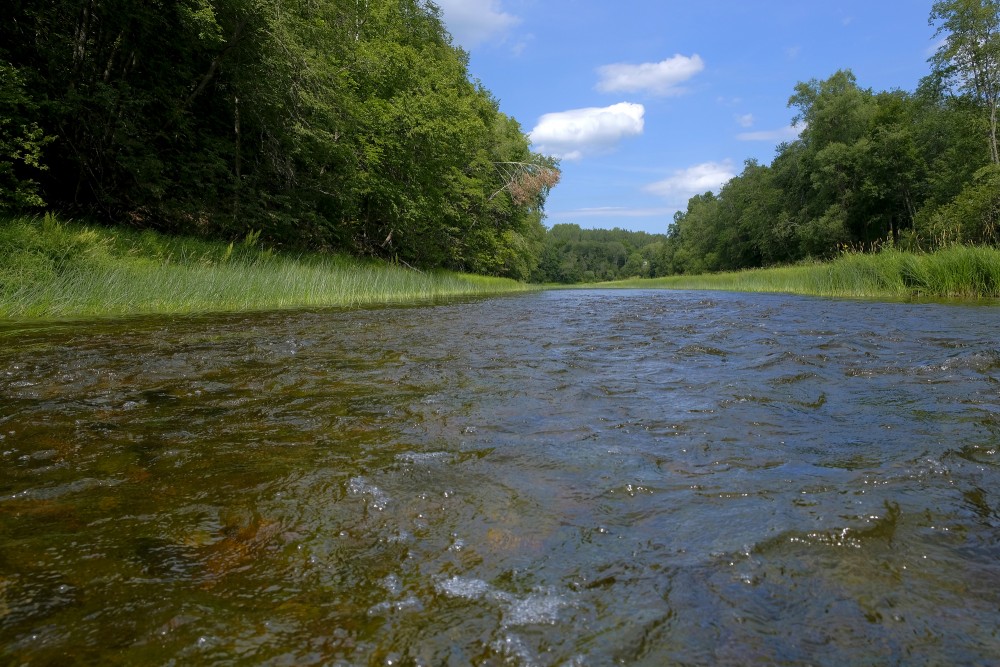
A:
[596,55,705,96]
[644,160,736,204]
[530,102,645,161]
[434,0,520,49]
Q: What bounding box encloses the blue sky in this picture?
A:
[434,0,943,235]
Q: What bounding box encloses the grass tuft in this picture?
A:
[595,246,1000,299]
[0,215,534,319]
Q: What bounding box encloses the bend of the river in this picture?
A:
[1,290,998,665]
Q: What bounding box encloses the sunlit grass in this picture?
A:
[0,215,534,319]
[594,246,1000,299]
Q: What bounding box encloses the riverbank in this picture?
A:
[596,246,1000,299]
[0,215,534,319]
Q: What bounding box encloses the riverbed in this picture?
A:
[1,290,998,665]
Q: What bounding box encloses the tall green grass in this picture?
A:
[597,246,1000,299]
[0,215,533,319]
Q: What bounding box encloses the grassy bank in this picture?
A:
[0,215,534,319]
[595,246,1000,299]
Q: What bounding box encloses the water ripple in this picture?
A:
[0,291,998,664]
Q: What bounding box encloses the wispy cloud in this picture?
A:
[596,54,705,97]
[643,160,736,204]
[736,124,802,142]
[434,0,520,49]
[530,103,645,161]
[735,113,755,128]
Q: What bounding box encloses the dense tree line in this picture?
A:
[656,0,1000,276]
[531,224,669,283]
[0,0,557,278]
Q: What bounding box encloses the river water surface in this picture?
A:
[1,290,999,665]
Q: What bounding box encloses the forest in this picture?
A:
[0,0,557,279]
[530,224,669,283]
[2,0,999,283]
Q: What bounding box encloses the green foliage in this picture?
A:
[929,0,1000,163]
[919,165,1000,245]
[0,215,533,318]
[0,0,555,279]
[0,63,53,211]
[530,224,668,283]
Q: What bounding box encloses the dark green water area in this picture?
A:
[1,290,999,665]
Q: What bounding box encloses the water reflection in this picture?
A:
[1,290,999,665]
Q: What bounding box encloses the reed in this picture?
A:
[598,246,1000,299]
[0,215,533,319]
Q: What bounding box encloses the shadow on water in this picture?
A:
[1,289,999,665]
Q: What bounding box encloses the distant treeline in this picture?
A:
[530,224,668,283]
[0,0,557,279]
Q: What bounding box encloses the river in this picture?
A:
[1,290,998,665]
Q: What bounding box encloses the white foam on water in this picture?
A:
[396,451,453,464]
[385,530,413,544]
[367,596,424,617]
[491,633,537,665]
[380,573,402,596]
[435,576,573,627]
[502,589,569,626]
[347,476,389,510]
[434,576,491,600]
